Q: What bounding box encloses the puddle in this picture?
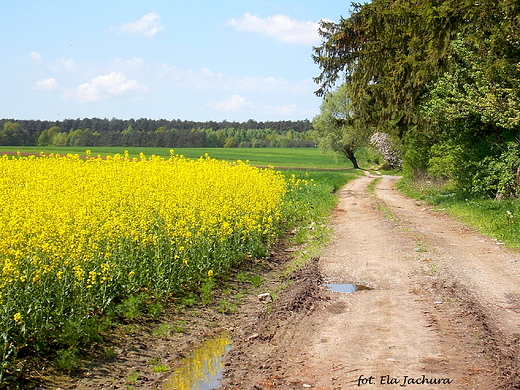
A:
[162,332,231,390]
[325,283,373,293]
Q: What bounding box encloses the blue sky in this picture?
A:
[1,0,356,122]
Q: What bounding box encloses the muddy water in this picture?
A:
[162,332,231,390]
[325,283,373,293]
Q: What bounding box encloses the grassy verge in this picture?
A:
[279,169,362,272]
[397,178,520,249]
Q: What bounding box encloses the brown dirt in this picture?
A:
[26,173,520,389]
[222,173,520,390]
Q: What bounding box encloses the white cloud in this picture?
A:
[207,95,315,118]
[34,78,59,91]
[112,57,145,68]
[52,58,77,72]
[208,95,254,112]
[29,52,43,62]
[64,72,147,102]
[227,13,321,45]
[109,12,163,38]
[158,64,311,94]
[260,103,316,117]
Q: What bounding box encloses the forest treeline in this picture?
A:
[0,118,315,148]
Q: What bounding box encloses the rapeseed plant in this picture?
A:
[0,151,286,380]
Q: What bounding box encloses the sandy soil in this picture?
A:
[29,173,520,389]
[222,173,520,390]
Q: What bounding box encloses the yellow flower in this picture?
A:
[0,151,287,349]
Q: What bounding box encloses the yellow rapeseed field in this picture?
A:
[0,151,286,375]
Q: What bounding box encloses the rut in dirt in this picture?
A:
[222,173,520,390]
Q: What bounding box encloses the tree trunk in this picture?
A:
[343,146,359,169]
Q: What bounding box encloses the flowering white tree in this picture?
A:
[370,132,401,169]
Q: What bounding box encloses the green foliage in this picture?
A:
[313,0,454,132]
[116,293,148,319]
[152,364,169,373]
[401,128,435,179]
[148,357,169,372]
[427,141,465,180]
[234,271,249,284]
[314,0,520,198]
[471,143,520,198]
[0,122,32,146]
[0,118,315,148]
[102,347,116,361]
[422,39,520,131]
[200,276,215,305]
[249,275,263,288]
[127,370,139,384]
[54,348,81,373]
[354,147,381,166]
[281,170,359,232]
[146,302,164,319]
[312,84,370,168]
[54,316,105,349]
[218,299,238,314]
[152,323,175,338]
[417,37,520,196]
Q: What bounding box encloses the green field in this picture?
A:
[0,146,354,169]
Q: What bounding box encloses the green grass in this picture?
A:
[397,178,520,249]
[0,146,355,169]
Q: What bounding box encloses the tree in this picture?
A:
[66,129,82,146]
[370,132,401,169]
[312,0,506,136]
[417,36,520,196]
[37,126,59,146]
[0,121,32,146]
[312,84,369,169]
[313,0,520,195]
[224,137,238,148]
[422,38,520,132]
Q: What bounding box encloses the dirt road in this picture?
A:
[222,173,520,389]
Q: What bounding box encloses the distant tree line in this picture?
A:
[0,118,316,148]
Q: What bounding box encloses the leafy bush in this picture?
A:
[427,141,464,180]
[471,142,520,199]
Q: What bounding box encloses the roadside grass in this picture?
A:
[397,178,520,249]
